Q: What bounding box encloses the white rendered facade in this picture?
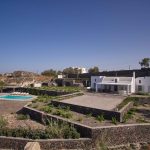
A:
[135,76,150,93]
[91,73,136,94]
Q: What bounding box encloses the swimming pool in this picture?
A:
[0,95,34,101]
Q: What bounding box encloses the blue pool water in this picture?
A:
[0,95,33,101]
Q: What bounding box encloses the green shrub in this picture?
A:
[52,109,72,119]
[16,114,30,120]
[0,116,7,128]
[0,122,80,139]
[62,124,80,139]
[117,97,139,110]
[96,114,105,122]
[40,106,53,113]
[86,113,92,118]
[112,117,117,125]
[123,108,137,122]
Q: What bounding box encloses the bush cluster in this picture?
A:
[16,114,30,120]
[0,116,7,128]
[40,105,73,119]
[117,97,139,110]
[0,122,80,139]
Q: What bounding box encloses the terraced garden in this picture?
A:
[29,94,150,126]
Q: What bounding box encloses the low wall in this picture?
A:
[0,136,32,150]
[137,97,150,105]
[21,106,92,138]
[0,136,92,150]
[3,87,70,96]
[119,102,134,122]
[51,100,121,121]
[91,124,150,146]
[5,106,150,149]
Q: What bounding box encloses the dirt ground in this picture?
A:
[2,114,45,130]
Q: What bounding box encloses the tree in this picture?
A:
[41,69,57,77]
[0,81,5,93]
[63,67,75,74]
[139,58,150,68]
[63,67,82,74]
[88,66,99,73]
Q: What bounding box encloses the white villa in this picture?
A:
[91,72,150,94]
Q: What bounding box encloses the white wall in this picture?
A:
[135,76,150,93]
[131,78,135,93]
[91,76,104,89]
[81,68,87,74]
[58,75,63,79]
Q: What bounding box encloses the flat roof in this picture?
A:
[96,82,131,86]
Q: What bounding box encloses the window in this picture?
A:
[115,79,117,83]
[148,86,150,93]
[138,85,142,92]
[139,80,141,84]
[95,79,96,82]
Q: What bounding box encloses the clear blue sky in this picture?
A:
[0,0,150,73]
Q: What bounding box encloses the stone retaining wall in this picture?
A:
[137,97,150,105]
[3,87,70,96]
[119,102,134,122]
[51,100,121,121]
[91,124,150,146]
[0,136,32,150]
[2,105,150,149]
[20,106,92,138]
[21,106,150,146]
[0,136,92,150]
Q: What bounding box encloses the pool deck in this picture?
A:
[0,93,33,114]
[0,100,28,115]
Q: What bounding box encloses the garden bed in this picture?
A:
[0,115,80,139]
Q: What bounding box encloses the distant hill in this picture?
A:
[1,71,52,86]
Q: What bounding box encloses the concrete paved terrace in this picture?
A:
[0,93,28,115]
[61,93,126,110]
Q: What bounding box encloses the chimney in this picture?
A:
[133,72,135,78]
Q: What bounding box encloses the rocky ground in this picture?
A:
[2,114,45,130]
[107,142,150,150]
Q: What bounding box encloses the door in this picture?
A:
[114,85,118,92]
